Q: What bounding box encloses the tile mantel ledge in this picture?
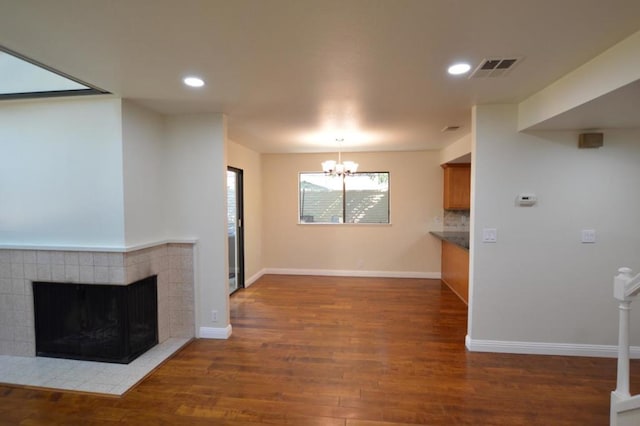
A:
[0,238,199,252]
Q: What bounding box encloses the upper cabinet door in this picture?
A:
[442,163,471,210]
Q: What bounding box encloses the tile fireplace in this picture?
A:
[0,242,195,358]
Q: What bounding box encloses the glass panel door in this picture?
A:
[227,167,244,294]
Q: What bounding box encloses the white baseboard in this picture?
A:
[244,269,266,287]
[199,325,232,339]
[466,335,640,359]
[263,268,440,279]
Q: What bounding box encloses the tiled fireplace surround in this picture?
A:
[0,243,195,357]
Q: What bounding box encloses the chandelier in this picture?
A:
[321,138,359,176]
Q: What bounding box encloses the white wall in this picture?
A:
[164,114,230,335]
[0,97,231,337]
[262,151,442,276]
[519,29,640,130]
[470,104,640,348]
[122,100,168,247]
[227,140,263,284]
[439,133,471,165]
[0,97,125,247]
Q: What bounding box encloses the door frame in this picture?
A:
[228,166,245,293]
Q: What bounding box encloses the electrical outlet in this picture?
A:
[211,310,218,322]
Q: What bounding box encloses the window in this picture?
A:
[0,46,107,100]
[299,172,389,224]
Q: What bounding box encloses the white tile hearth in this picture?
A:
[0,337,190,396]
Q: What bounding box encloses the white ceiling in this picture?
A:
[1,0,640,153]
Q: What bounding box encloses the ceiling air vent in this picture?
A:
[441,125,461,132]
[469,57,522,78]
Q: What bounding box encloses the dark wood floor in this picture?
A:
[0,275,636,425]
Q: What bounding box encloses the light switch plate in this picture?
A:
[482,228,497,243]
[581,229,596,243]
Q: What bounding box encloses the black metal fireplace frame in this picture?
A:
[33,276,158,364]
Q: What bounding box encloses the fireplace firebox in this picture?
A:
[33,276,158,364]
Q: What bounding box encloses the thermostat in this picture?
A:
[517,193,537,206]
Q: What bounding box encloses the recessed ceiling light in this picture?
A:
[447,63,471,76]
[183,76,205,88]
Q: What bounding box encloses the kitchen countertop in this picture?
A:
[429,231,469,250]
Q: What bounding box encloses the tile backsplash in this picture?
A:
[443,210,470,231]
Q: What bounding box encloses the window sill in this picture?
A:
[297,222,392,226]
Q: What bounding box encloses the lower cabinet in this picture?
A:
[441,241,469,304]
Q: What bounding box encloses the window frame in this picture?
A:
[298,171,391,225]
[0,45,109,100]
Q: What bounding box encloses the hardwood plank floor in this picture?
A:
[0,275,636,425]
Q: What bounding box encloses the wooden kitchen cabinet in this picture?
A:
[442,163,471,210]
[441,240,469,304]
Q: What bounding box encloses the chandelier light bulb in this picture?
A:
[321,138,359,177]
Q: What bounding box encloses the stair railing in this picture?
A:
[611,267,640,425]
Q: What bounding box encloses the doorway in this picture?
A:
[227,167,244,294]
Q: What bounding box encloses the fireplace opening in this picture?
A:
[33,276,158,364]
